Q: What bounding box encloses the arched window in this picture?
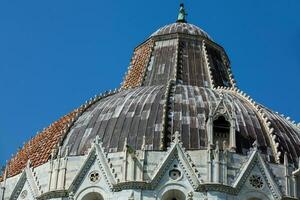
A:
[213,115,230,149]
[162,189,186,200]
[81,192,104,200]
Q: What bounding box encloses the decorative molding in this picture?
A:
[220,51,237,88]
[202,40,214,88]
[36,190,68,200]
[197,183,237,194]
[273,112,300,134]
[160,80,175,150]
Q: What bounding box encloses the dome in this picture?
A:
[2,5,300,199]
[150,22,212,40]
[60,85,300,164]
[5,85,300,178]
[63,85,300,162]
[4,20,300,177]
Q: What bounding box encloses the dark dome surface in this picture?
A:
[61,85,300,163]
[151,22,212,39]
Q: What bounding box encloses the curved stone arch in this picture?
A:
[75,186,107,200]
[213,113,231,122]
[157,184,188,200]
[239,190,271,200]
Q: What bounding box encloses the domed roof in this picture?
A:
[150,22,212,40]
[59,85,300,164]
[2,4,300,180]
[4,85,300,178]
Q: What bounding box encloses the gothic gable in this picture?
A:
[68,137,117,195]
[9,163,40,200]
[151,132,202,190]
[233,149,282,200]
[211,93,233,119]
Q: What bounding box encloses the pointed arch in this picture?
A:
[213,115,231,149]
[157,184,187,200]
[75,187,106,200]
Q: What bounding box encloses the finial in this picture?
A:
[177,3,187,23]
[126,144,135,155]
[26,160,31,168]
[284,152,288,166]
[215,141,219,151]
[173,131,181,144]
[252,140,258,150]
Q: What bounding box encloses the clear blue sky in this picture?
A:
[0,1,299,167]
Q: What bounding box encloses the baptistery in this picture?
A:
[1,4,300,200]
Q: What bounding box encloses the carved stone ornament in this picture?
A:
[187,191,194,200]
[20,190,28,199]
[169,169,181,180]
[89,170,100,183]
[249,174,264,189]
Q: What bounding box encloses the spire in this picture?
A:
[177,3,187,23]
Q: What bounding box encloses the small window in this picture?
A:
[213,116,230,149]
[89,171,100,183]
[169,169,181,180]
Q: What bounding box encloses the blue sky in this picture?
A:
[0,1,299,167]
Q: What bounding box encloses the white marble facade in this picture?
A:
[1,133,299,200]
